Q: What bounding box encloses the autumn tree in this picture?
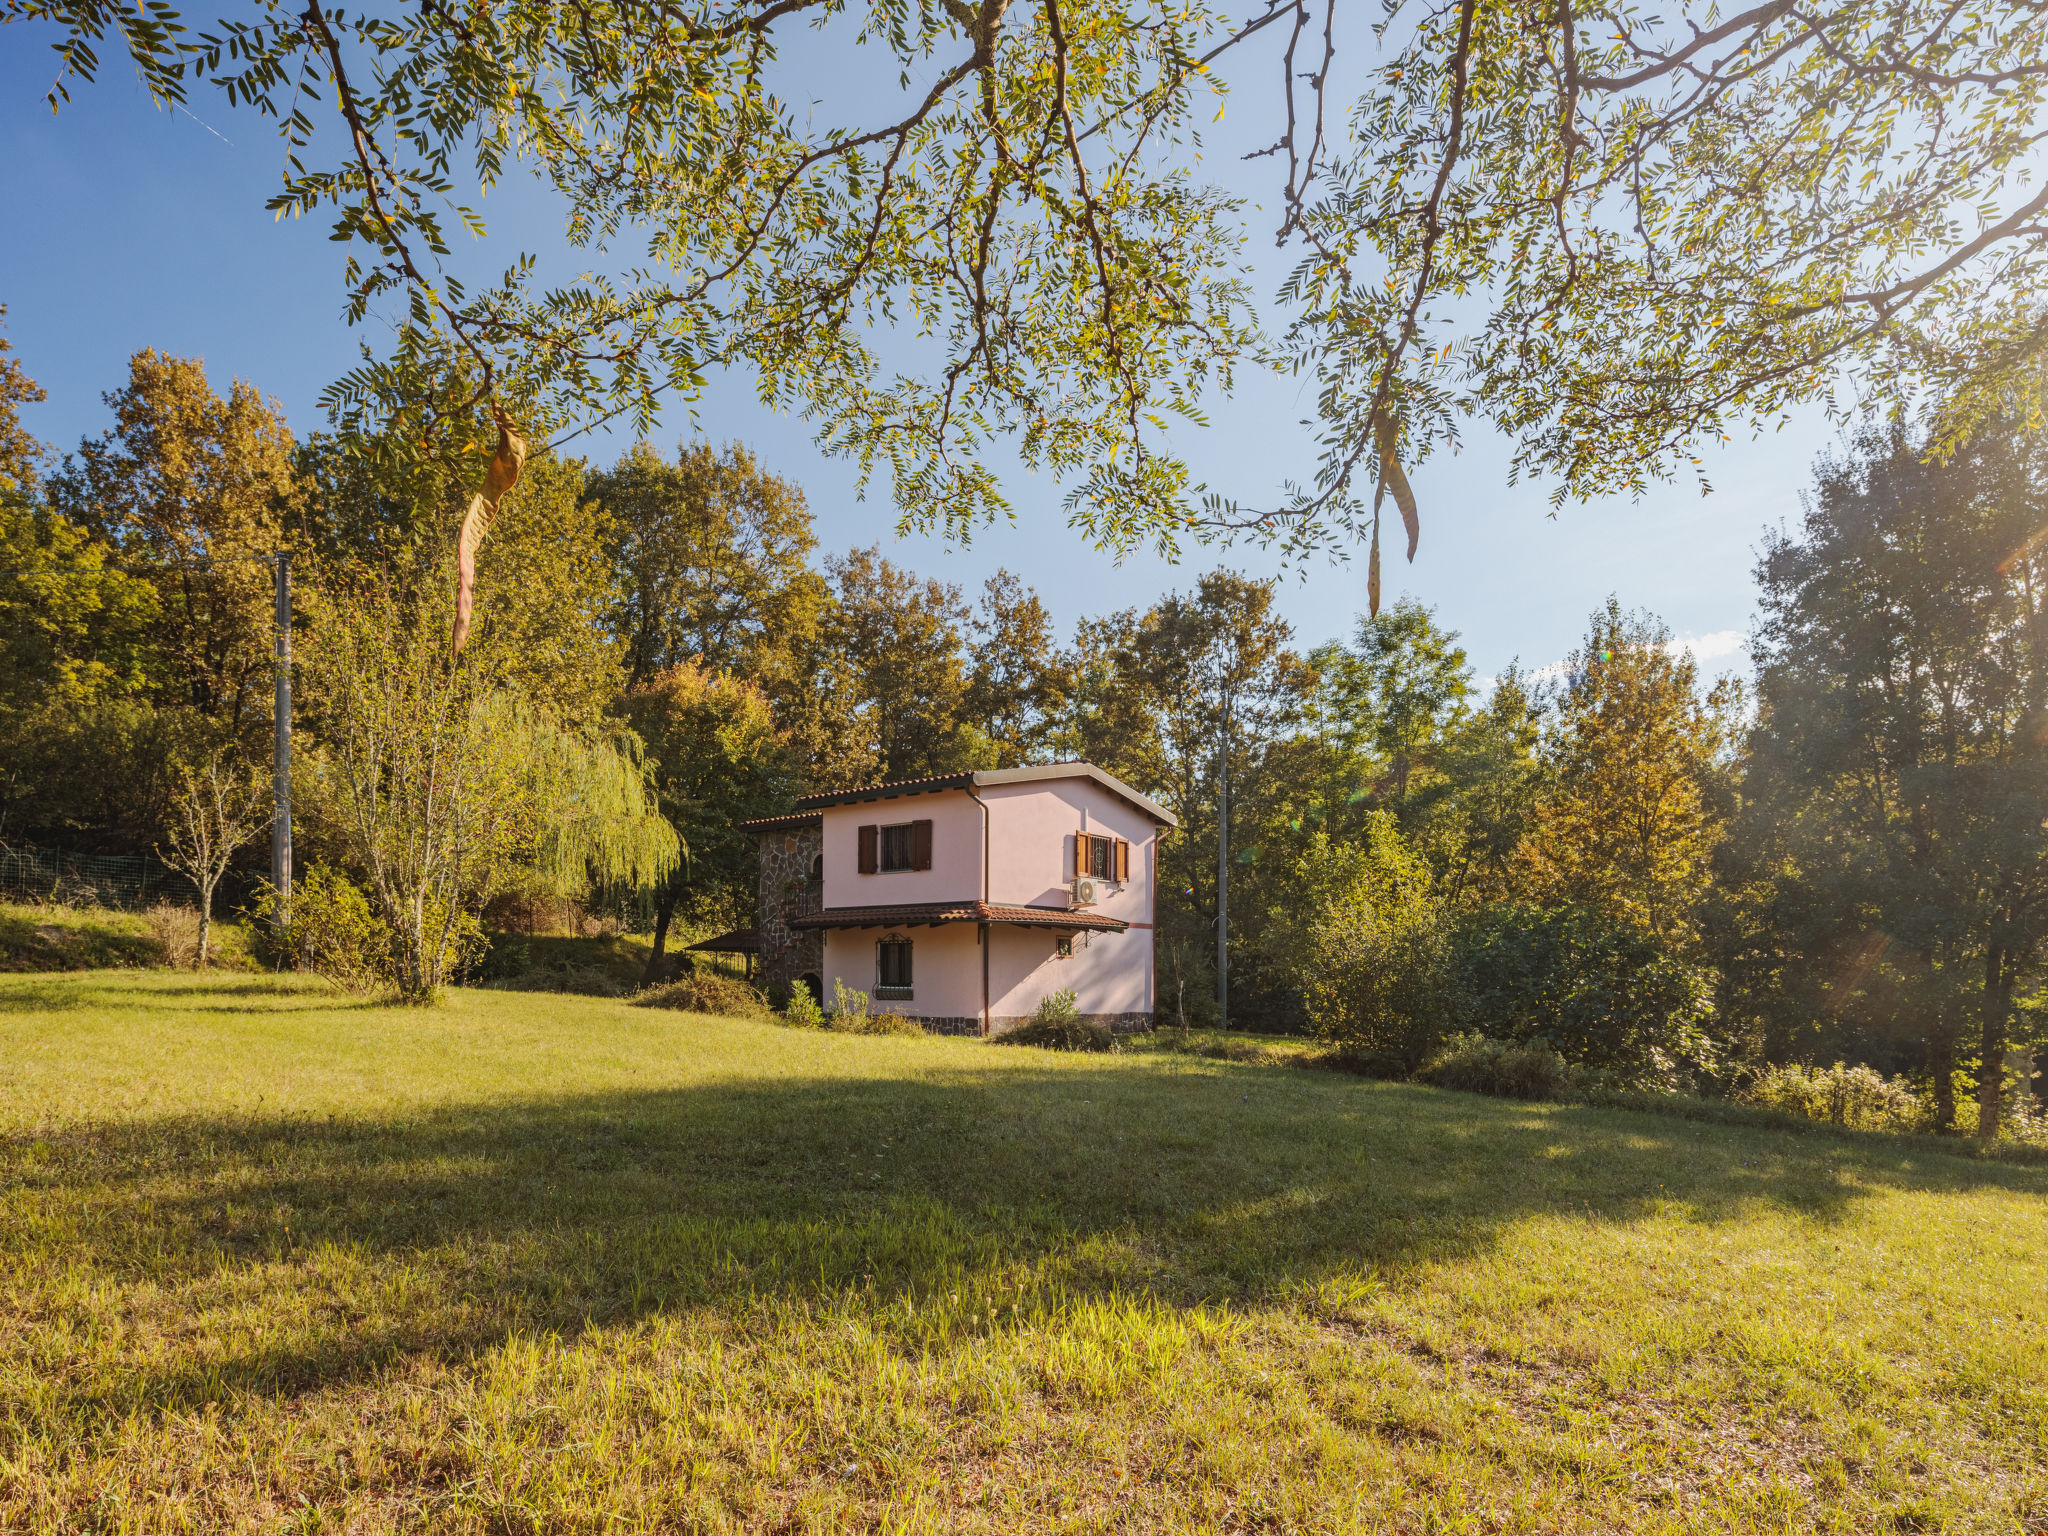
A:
[962,569,1071,767]
[825,546,982,781]
[1522,601,1738,944]
[48,349,299,731]
[0,306,45,505]
[159,750,269,968]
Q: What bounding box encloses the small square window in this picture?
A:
[877,937,913,996]
[879,823,915,872]
[1056,935,1074,959]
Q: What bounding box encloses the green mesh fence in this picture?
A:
[0,842,197,910]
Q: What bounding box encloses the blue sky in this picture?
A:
[0,13,1825,681]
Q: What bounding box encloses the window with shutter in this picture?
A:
[1115,838,1130,881]
[910,818,933,870]
[857,824,878,874]
[1080,834,1112,880]
[1074,832,1091,879]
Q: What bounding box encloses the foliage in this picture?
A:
[47,349,297,732]
[618,662,794,976]
[634,971,772,1019]
[1739,1062,1926,1134]
[0,504,160,725]
[781,978,825,1028]
[299,575,676,1000]
[1521,600,1737,943]
[1449,903,1719,1089]
[997,988,1112,1052]
[255,863,391,992]
[0,306,45,503]
[1284,823,1453,1074]
[157,749,269,968]
[0,900,169,972]
[963,570,1074,767]
[825,546,982,782]
[1415,1033,1574,1103]
[819,976,924,1035]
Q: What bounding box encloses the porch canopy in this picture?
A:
[790,901,1127,934]
[686,929,760,954]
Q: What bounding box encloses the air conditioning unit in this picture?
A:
[1070,876,1099,908]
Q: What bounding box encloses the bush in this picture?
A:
[143,902,203,968]
[1416,1033,1575,1101]
[1447,903,1718,1088]
[474,930,532,981]
[997,989,1112,1052]
[635,971,772,1018]
[255,865,392,992]
[1739,1061,1925,1131]
[783,982,826,1027]
[820,978,924,1035]
[1279,825,1456,1073]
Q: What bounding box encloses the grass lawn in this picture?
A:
[2,973,2044,1533]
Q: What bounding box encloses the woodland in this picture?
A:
[4,325,2045,1141]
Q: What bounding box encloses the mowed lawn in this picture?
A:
[2,975,2044,1534]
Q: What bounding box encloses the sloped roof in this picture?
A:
[792,761,1175,826]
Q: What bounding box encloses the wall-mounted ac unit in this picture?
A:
[1070,876,1099,908]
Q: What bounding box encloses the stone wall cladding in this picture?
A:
[906,1014,981,1037]
[756,827,824,995]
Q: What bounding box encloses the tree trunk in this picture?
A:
[643,884,681,986]
[194,878,214,970]
[1931,1015,1956,1132]
[1979,941,2012,1142]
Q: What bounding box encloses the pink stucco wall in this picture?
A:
[815,774,1161,1025]
[819,792,983,908]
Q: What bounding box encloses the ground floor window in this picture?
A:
[876,935,913,997]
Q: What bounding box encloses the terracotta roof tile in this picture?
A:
[789,901,1127,933]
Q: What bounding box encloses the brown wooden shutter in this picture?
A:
[1075,832,1091,880]
[857,823,878,874]
[910,819,933,870]
[1115,838,1130,881]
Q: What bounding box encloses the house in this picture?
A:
[710,762,1176,1035]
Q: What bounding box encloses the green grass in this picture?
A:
[0,901,259,974]
[3,973,2045,1533]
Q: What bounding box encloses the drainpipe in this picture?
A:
[967,779,990,1036]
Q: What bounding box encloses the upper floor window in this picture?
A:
[1076,831,1130,882]
[858,819,933,873]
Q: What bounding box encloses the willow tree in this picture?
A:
[300,573,677,999]
[12,0,2048,593]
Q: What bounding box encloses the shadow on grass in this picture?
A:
[6,1059,2044,1418]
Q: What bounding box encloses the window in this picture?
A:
[880,823,915,872]
[859,819,933,873]
[1056,934,1074,959]
[1075,832,1130,882]
[876,936,913,997]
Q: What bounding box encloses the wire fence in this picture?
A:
[0,841,198,910]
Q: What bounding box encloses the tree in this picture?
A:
[0,305,45,505]
[825,546,981,781]
[1522,601,1738,945]
[620,662,797,981]
[589,441,824,693]
[300,574,676,999]
[159,750,268,967]
[963,570,1071,766]
[1308,598,1475,825]
[25,1,2048,569]
[1737,421,2048,1138]
[48,349,299,731]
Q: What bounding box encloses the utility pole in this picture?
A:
[271,550,293,927]
[1216,683,1231,1031]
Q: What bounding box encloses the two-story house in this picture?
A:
[714,762,1175,1036]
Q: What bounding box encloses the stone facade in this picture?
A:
[990,1010,1154,1037]
[756,823,824,997]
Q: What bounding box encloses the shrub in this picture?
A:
[635,971,772,1018]
[474,931,532,981]
[1279,825,1456,1073]
[1447,903,1718,1088]
[1739,1061,1925,1131]
[783,982,826,1028]
[1415,1033,1575,1101]
[820,978,924,1035]
[998,989,1112,1052]
[143,902,203,968]
[255,865,392,992]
